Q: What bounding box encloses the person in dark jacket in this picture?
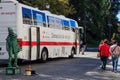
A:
[81,40,86,55]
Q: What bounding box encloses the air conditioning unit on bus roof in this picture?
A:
[1,0,18,3]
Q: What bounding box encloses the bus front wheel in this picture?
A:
[69,48,75,58]
[41,49,48,62]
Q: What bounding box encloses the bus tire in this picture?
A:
[69,48,75,58]
[18,59,23,64]
[41,49,48,63]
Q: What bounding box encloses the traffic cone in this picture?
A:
[25,65,32,76]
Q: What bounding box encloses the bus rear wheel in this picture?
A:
[41,49,48,63]
[69,48,75,58]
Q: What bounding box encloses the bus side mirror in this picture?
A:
[80,28,84,34]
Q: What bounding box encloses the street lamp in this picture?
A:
[78,17,81,22]
[78,17,87,43]
[46,3,50,10]
[83,16,87,43]
[78,16,87,55]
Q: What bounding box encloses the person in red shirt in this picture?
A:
[99,39,110,70]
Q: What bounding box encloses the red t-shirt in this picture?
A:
[99,43,110,57]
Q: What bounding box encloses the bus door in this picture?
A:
[75,29,78,54]
[78,27,84,53]
[75,28,82,54]
[29,27,40,60]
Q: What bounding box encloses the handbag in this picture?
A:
[97,52,100,58]
[111,46,117,57]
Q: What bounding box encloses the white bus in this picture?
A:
[0,0,83,62]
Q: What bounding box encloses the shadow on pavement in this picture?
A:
[0,54,119,80]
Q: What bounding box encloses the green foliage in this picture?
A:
[69,0,119,46]
[17,0,119,47]
[90,0,112,38]
[17,0,76,16]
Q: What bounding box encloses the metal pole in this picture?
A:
[84,16,86,43]
[84,25,86,43]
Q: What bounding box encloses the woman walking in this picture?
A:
[109,40,120,72]
[99,39,110,70]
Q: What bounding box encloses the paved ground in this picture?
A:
[0,51,120,80]
[75,52,120,80]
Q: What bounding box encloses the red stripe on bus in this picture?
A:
[22,41,37,46]
[22,41,30,46]
[22,41,79,46]
[40,42,75,45]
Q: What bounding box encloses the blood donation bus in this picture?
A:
[0,0,83,62]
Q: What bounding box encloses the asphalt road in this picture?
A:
[0,52,120,80]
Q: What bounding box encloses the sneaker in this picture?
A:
[101,66,106,70]
[112,70,117,73]
[114,70,117,73]
[101,66,104,69]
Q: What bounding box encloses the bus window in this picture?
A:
[32,10,46,27]
[22,7,32,25]
[36,14,43,26]
[70,20,76,32]
[62,20,70,30]
[55,18,62,29]
[47,16,62,29]
[47,16,55,28]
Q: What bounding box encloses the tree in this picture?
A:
[17,0,120,46]
[69,0,114,46]
[17,0,76,16]
[109,0,120,44]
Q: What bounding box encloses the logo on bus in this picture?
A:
[0,12,15,15]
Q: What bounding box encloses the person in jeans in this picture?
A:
[109,40,120,72]
[99,39,110,70]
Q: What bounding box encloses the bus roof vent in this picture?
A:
[1,0,18,3]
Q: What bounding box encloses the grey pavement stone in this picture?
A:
[75,52,120,80]
[0,51,120,80]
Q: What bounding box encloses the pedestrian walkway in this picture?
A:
[75,52,120,80]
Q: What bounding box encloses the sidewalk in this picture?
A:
[75,52,120,80]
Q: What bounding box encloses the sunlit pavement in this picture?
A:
[75,52,120,80]
[0,51,120,80]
